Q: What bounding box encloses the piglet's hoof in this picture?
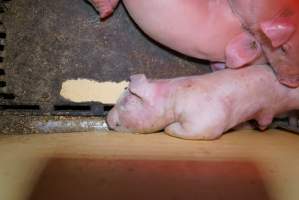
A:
[278,76,299,88]
[88,0,120,19]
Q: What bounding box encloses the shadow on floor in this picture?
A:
[28,158,271,200]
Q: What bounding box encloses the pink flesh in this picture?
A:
[91,0,269,66]
[225,33,262,68]
[122,0,245,61]
[260,18,296,48]
[90,0,299,87]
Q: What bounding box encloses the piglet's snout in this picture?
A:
[106,109,121,130]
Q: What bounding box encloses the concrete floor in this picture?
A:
[0,130,298,200]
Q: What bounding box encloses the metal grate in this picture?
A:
[0,0,115,116]
[0,0,13,101]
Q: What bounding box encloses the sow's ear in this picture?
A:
[260,17,296,48]
[129,74,151,101]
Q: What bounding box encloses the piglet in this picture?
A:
[107,65,299,140]
[228,0,299,87]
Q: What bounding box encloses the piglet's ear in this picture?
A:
[225,32,262,68]
[129,74,150,100]
[260,17,296,48]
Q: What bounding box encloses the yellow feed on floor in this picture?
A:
[60,79,128,104]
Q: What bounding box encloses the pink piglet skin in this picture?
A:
[107,65,299,140]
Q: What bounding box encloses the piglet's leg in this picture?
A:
[165,120,223,140]
[165,122,187,138]
[275,67,299,88]
[88,0,120,19]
